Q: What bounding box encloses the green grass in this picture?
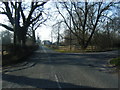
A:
[49,45,119,53]
[54,49,86,53]
[54,48,110,53]
[109,57,120,67]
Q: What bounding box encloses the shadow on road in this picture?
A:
[29,52,118,68]
[3,73,97,89]
[3,50,119,73]
[3,62,36,74]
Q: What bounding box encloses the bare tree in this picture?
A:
[56,1,118,49]
[0,30,13,45]
[28,15,48,44]
[52,20,63,46]
[0,1,48,46]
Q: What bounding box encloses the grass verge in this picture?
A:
[53,49,117,53]
[48,45,119,53]
[109,57,120,69]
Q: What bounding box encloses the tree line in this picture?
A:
[52,1,120,50]
[0,1,48,46]
[0,1,120,51]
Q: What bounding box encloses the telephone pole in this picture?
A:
[69,2,72,50]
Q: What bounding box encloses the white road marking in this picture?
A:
[42,46,47,53]
[0,67,2,73]
[55,74,62,89]
[42,46,62,89]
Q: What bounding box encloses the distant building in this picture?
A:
[42,40,52,45]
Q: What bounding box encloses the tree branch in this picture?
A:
[3,2,14,26]
[0,23,13,31]
[27,2,47,24]
[56,3,82,40]
[19,2,26,23]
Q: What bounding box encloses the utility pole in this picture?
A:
[51,30,53,43]
[69,2,72,50]
[57,23,60,46]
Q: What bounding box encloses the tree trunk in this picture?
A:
[16,27,28,46]
[32,30,36,44]
[22,28,27,46]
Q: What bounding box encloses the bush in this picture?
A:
[2,44,39,66]
[109,57,120,67]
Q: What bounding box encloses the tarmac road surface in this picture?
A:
[2,46,119,89]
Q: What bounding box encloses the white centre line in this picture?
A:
[42,46,62,89]
[55,74,62,89]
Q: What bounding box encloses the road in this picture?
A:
[2,46,119,89]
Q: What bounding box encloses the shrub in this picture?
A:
[2,44,39,66]
[109,57,120,67]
